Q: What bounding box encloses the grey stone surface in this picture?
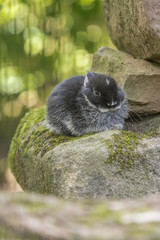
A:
[91,47,160,115]
[8,107,160,200]
[105,0,160,62]
[42,131,160,199]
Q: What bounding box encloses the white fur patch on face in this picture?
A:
[109,105,121,111]
[99,105,120,113]
[106,79,110,86]
[83,94,98,110]
[98,107,109,113]
[84,75,89,87]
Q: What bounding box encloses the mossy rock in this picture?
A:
[8,106,160,199]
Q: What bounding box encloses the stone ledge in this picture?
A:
[91,47,160,115]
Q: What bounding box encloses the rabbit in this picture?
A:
[46,72,129,136]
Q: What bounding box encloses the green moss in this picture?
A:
[12,198,49,213]
[143,128,160,138]
[104,131,148,173]
[8,106,46,169]
[88,204,115,223]
[8,106,90,186]
[0,227,42,240]
[77,203,122,227]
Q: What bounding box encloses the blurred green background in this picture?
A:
[0,0,113,190]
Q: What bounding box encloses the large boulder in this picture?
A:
[105,0,160,62]
[91,47,160,115]
[8,106,160,199]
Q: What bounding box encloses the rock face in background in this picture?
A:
[104,0,160,62]
[91,47,160,115]
[8,106,160,199]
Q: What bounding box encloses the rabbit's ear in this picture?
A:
[106,78,110,86]
[87,72,96,78]
[84,72,96,87]
[84,75,89,87]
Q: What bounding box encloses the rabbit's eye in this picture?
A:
[93,90,101,96]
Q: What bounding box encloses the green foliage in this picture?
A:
[0,0,110,97]
[0,0,111,169]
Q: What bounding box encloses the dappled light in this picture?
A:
[0,0,111,190]
[0,66,24,95]
[3,100,22,118]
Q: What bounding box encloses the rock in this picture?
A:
[104,0,160,62]
[0,158,7,188]
[1,192,160,240]
[8,106,160,199]
[125,113,160,133]
[91,47,160,115]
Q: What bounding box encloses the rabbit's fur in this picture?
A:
[47,72,128,136]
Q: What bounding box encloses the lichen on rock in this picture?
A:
[8,106,84,193]
[9,106,78,165]
[8,106,160,199]
[103,131,149,174]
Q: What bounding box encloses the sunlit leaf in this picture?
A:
[23,27,45,55]
[0,67,24,95]
[0,0,21,24]
[26,0,53,7]
[79,0,94,6]
[3,100,22,117]
[23,72,45,89]
[18,90,39,108]
[75,49,92,71]
[87,25,102,42]
[8,19,25,34]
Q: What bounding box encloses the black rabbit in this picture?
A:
[47,72,128,136]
